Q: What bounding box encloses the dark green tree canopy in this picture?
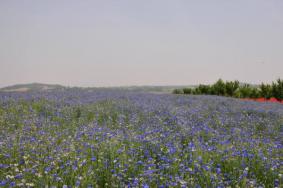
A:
[174,78,282,101]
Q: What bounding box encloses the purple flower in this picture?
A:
[44,166,52,173]
[216,168,221,175]
[142,183,149,188]
[10,182,16,187]
[15,174,23,179]
[0,180,7,186]
[91,157,96,162]
[75,180,80,187]
[143,169,157,176]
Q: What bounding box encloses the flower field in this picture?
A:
[0,89,282,187]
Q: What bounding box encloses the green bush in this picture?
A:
[211,79,226,96]
[198,84,211,95]
[250,88,260,98]
[260,83,272,99]
[225,81,239,97]
[272,79,283,101]
[173,89,184,94]
[238,84,253,98]
[183,88,192,94]
[173,78,282,100]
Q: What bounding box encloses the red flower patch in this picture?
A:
[242,97,283,104]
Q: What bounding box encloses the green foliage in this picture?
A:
[75,107,82,119]
[173,89,184,94]
[211,79,226,96]
[198,84,211,95]
[272,79,283,101]
[260,83,272,99]
[225,81,239,97]
[238,84,253,98]
[249,88,260,99]
[183,88,192,94]
[174,78,283,100]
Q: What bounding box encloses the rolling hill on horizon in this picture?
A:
[0,80,262,93]
[0,83,65,92]
[0,83,195,93]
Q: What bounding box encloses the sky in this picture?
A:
[0,0,282,87]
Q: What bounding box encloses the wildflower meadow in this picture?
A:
[0,89,282,187]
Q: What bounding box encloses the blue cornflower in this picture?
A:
[169,147,176,154]
[10,182,16,187]
[274,179,279,187]
[44,166,52,173]
[216,167,221,175]
[91,157,96,162]
[0,180,7,186]
[19,158,25,165]
[15,174,23,179]
[142,183,149,188]
[143,169,156,176]
[75,180,80,187]
[0,164,9,169]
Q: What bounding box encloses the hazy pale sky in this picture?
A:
[0,0,282,87]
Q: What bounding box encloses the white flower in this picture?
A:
[26,183,35,187]
[6,175,14,179]
[17,183,24,186]
[35,173,42,177]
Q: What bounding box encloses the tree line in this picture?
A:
[173,78,283,101]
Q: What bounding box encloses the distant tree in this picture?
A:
[225,80,240,97]
[238,84,253,98]
[193,87,201,95]
[272,79,283,101]
[259,83,272,99]
[211,79,226,96]
[183,88,192,94]
[250,88,260,98]
[233,89,242,98]
[198,84,211,95]
[173,89,184,94]
[173,78,282,100]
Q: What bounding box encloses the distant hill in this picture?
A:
[0,83,65,92]
[0,83,195,93]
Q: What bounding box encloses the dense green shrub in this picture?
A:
[183,88,192,94]
[225,81,239,97]
[175,78,283,100]
[198,84,211,95]
[238,84,253,98]
[211,79,226,96]
[272,79,283,101]
[250,88,260,98]
[172,89,184,94]
[260,83,272,99]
